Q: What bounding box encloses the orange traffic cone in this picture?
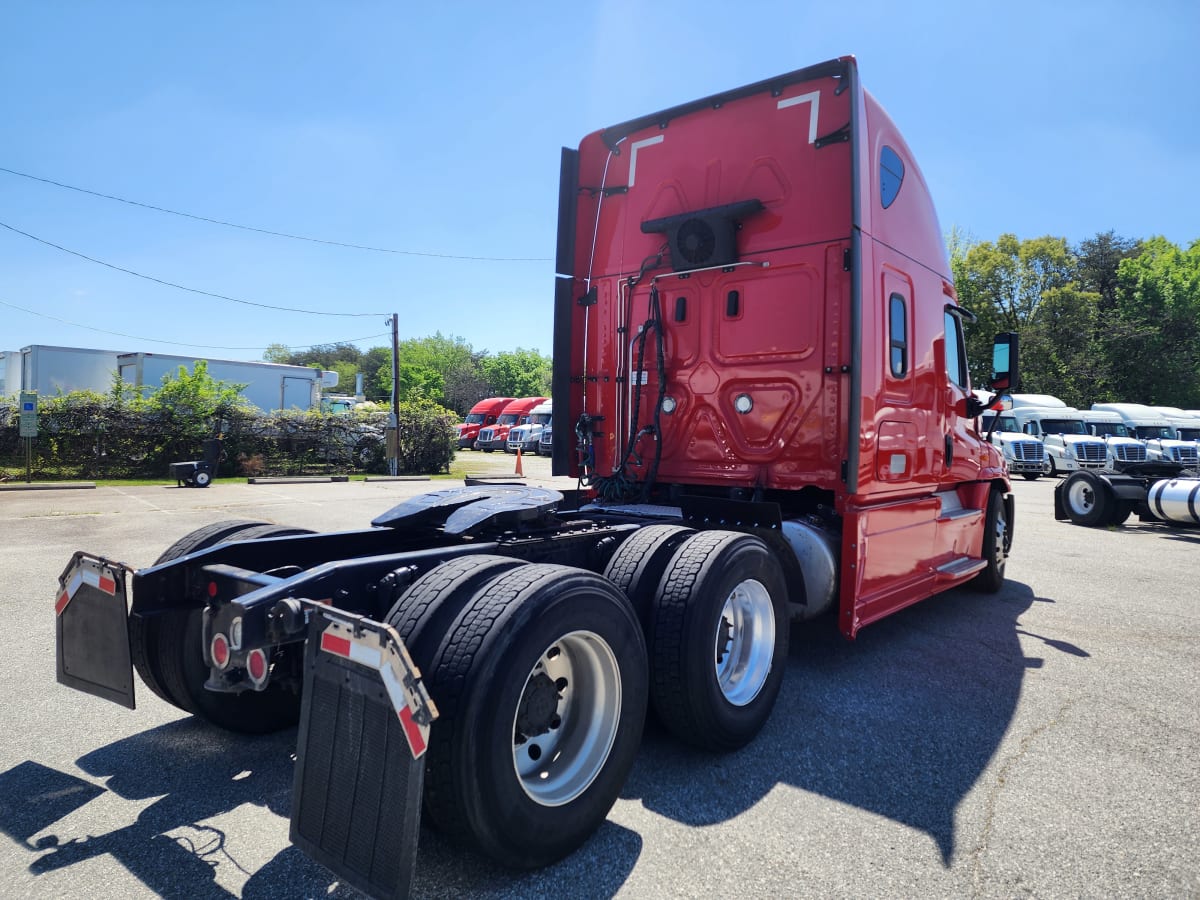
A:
[515,447,524,477]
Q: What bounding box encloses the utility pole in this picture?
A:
[387,314,400,476]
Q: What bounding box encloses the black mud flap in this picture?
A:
[55,552,135,709]
[291,607,437,900]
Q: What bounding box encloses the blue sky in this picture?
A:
[2,1,1196,362]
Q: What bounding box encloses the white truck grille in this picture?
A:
[1113,444,1147,463]
[1012,441,1045,462]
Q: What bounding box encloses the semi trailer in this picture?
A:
[53,56,1016,899]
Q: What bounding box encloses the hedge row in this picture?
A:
[0,397,457,481]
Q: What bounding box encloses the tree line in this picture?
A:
[264,335,551,416]
[954,231,1200,409]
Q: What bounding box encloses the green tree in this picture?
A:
[262,343,292,364]
[1101,237,1200,406]
[953,233,1077,391]
[481,348,552,398]
[1017,285,1100,407]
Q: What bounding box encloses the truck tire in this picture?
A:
[384,554,526,671]
[1062,471,1112,527]
[420,563,648,868]
[136,521,313,733]
[601,523,694,629]
[130,519,269,707]
[1048,457,1059,477]
[972,489,1009,593]
[194,469,212,487]
[647,531,788,752]
[1108,500,1135,526]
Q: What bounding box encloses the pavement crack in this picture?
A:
[969,697,1076,897]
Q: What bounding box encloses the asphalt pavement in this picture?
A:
[0,461,1196,898]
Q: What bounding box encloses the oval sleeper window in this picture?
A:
[880,145,904,209]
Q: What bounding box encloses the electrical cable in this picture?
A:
[0,297,387,351]
[0,165,551,261]
[0,219,386,316]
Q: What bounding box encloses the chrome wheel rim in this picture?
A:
[511,630,621,807]
[713,579,775,707]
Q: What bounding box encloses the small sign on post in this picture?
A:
[19,391,38,438]
[19,391,37,483]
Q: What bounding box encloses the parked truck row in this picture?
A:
[57,56,1022,898]
[980,394,1200,479]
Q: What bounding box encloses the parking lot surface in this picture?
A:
[0,466,1196,898]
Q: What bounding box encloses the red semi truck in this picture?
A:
[455,396,514,449]
[54,57,1015,899]
[473,395,548,451]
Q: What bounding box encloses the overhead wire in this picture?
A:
[0,220,387,317]
[0,164,551,261]
[0,297,388,352]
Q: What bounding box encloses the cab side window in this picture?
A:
[889,294,908,377]
[944,310,968,389]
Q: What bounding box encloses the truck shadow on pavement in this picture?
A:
[622,580,1086,866]
[0,722,300,899]
[0,581,1083,897]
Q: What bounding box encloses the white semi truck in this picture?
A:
[1091,403,1199,468]
[1080,409,1150,470]
[1007,394,1109,476]
[1149,406,1200,449]
[977,393,1047,480]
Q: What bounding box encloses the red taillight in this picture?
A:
[246,648,269,687]
[207,581,218,598]
[210,633,230,669]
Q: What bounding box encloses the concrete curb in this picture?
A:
[0,481,97,491]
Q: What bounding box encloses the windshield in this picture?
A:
[497,414,520,426]
[1088,421,1130,438]
[1134,426,1172,440]
[1041,419,1087,435]
[530,413,552,425]
[1175,427,1200,441]
[984,414,1020,433]
[464,413,486,425]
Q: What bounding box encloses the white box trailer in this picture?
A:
[15,345,129,397]
[0,350,21,398]
[118,352,338,412]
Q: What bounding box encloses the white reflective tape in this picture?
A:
[628,135,664,188]
[777,90,822,144]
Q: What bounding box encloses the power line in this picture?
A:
[0,164,552,262]
[0,297,389,352]
[0,219,388,317]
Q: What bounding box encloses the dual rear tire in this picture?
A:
[386,558,647,868]
[129,520,311,733]
[384,528,790,866]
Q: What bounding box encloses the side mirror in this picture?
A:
[990,332,1020,392]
